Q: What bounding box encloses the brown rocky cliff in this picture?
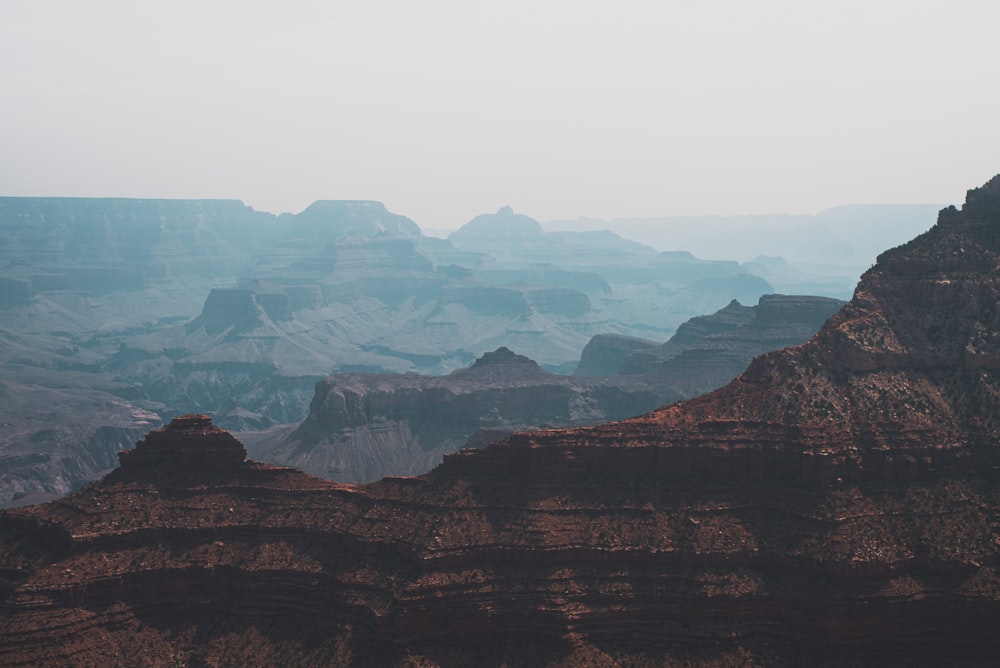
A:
[2,178,1000,666]
[118,414,246,475]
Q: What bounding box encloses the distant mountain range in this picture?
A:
[546,203,942,272]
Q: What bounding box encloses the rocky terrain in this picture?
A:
[0,197,786,505]
[0,177,998,665]
[547,203,944,296]
[256,294,843,484]
[575,293,844,376]
[245,347,661,483]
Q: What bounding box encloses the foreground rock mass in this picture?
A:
[2,177,1000,665]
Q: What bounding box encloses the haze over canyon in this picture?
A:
[1,195,904,506]
[0,176,998,665]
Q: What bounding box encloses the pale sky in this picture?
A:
[2,1,999,230]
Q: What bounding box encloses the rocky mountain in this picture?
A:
[575,293,845,376]
[447,206,777,346]
[0,196,786,504]
[246,296,841,485]
[0,197,281,320]
[244,347,662,483]
[1,176,999,665]
[546,203,943,296]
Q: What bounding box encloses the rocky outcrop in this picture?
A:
[252,294,843,483]
[622,293,845,375]
[573,333,661,376]
[660,297,757,349]
[449,206,660,271]
[187,288,267,335]
[577,294,843,377]
[3,177,1000,664]
[118,415,245,475]
[253,347,665,483]
[286,200,423,242]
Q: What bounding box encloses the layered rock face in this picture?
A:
[576,294,845,376]
[255,293,841,485]
[118,415,245,475]
[252,347,663,483]
[0,197,279,301]
[4,180,1000,665]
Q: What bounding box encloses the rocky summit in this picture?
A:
[117,414,246,477]
[2,177,1000,666]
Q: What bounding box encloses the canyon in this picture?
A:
[0,197,848,506]
[250,293,843,484]
[0,177,997,665]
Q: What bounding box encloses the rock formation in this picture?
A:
[118,414,245,475]
[572,332,662,376]
[0,356,162,508]
[576,294,844,377]
[1,177,999,664]
[247,346,665,483]
[253,291,841,485]
[546,203,943,292]
[0,195,810,509]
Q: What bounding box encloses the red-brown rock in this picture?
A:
[118,414,246,476]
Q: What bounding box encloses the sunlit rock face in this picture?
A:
[2,177,1000,665]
